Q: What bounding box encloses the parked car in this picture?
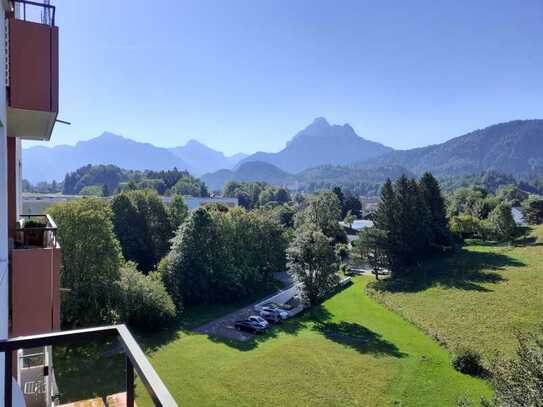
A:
[262,301,294,311]
[259,306,289,320]
[248,315,269,329]
[259,312,282,324]
[234,320,266,334]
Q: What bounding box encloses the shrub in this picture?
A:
[452,349,485,377]
[117,262,177,330]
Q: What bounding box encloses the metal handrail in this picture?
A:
[0,324,178,406]
[11,0,56,26]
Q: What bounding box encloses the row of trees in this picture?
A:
[447,186,517,241]
[161,207,288,307]
[357,173,450,277]
[223,181,292,210]
[62,165,209,197]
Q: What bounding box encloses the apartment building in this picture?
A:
[0,1,176,406]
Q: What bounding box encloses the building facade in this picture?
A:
[1,2,175,406]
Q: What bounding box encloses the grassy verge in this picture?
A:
[135,277,490,406]
[52,280,283,404]
[367,225,543,362]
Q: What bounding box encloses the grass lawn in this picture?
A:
[368,225,543,362]
[134,277,490,406]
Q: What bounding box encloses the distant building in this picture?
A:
[162,196,238,211]
[339,219,374,243]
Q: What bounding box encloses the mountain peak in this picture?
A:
[311,117,330,127]
[185,139,207,148]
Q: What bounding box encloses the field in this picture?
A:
[368,225,543,362]
[133,277,490,406]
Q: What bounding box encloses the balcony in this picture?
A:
[1,325,178,406]
[10,214,61,338]
[7,0,59,141]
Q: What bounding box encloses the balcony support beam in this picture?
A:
[3,349,12,407]
[126,354,135,407]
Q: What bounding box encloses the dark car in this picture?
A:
[234,320,266,334]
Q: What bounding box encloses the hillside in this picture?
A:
[23,132,190,183]
[238,117,393,173]
[202,161,292,191]
[358,120,543,176]
[169,139,247,175]
[202,160,412,193]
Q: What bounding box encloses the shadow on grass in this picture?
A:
[371,249,525,294]
[312,321,407,358]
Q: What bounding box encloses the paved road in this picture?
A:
[194,283,299,341]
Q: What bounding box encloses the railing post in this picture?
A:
[126,354,135,407]
[4,350,12,407]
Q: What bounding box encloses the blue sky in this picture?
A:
[34,0,543,155]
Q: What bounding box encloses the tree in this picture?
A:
[49,198,123,327]
[483,334,543,406]
[162,208,217,308]
[419,172,450,246]
[343,210,355,229]
[287,225,339,305]
[522,198,543,225]
[169,195,189,232]
[275,188,291,204]
[332,186,345,213]
[343,194,362,218]
[449,214,484,239]
[487,203,516,241]
[111,190,172,272]
[116,262,176,330]
[357,227,389,280]
[298,191,344,241]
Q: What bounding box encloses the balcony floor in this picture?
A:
[58,393,136,407]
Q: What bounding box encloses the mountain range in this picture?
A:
[23,133,247,183]
[355,119,543,176]
[23,118,543,186]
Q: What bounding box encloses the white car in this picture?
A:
[259,306,289,320]
[248,315,269,328]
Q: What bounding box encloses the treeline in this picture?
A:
[61,165,209,197]
[49,188,291,329]
[161,207,288,306]
[438,170,543,195]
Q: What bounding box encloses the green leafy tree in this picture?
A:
[169,195,189,232]
[298,191,345,241]
[162,208,217,308]
[116,262,176,330]
[332,186,345,213]
[487,203,516,241]
[49,198,123,327]
[482,334,543,407]
[522,198,543,225]
[343,210,355,229]
[356,227,389,280]
[449,214,484,239]
[343,193,362,218]
[287,225,339,305]
[111,189,172,272]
